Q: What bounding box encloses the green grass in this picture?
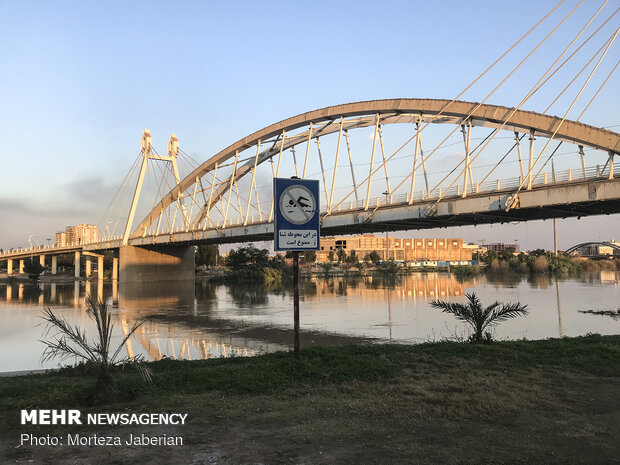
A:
[1,335,619,464]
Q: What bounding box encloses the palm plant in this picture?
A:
[430,292,528,344]
[40,295,152,404]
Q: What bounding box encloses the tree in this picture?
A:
[303,251,316,263]
[328,250,335,262]
[430,292,528,344]
[365,250,381,263]
[499,249,514,261]
[24,259,44,279]
[345,253,358,266]
[40,296,152,404]
[226,245,269,271]
[336,248,347,263]
[529,248,547,257]
[196,245,219,267]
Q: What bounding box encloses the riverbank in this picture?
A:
[1,335,619,464]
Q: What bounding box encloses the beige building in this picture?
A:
[54,231,67,247]
[317,235,477,262]
[55,224,99,247]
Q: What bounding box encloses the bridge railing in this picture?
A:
[322,161,620,213]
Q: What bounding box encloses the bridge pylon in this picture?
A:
[122,131,187,245]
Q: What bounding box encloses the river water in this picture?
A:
[0,271,618,372]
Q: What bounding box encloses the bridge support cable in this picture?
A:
[533,59,619,185]
[408,119,422,205]
[419,140,429,196]
[327,2,584,214]
[268,132,286,222]
[476,132,523,187]
[112,156,144,240]
[429,6,612,209]
[343,130,360,207]
[222,151,239,228]
[461,120,473,197]
[412,0,566,143]
[515,132,525,181]
[328,117,344,212]
[97,152,141,230]
[364,114,380,210]
[510,26,620,209]
[378,125,392,203]
[576,58,619,120]
[409,0,586,199]
[529,2,615,102]
[315,138,330,208]
[528,130,535,190]
[543,30,618,116]
[275,130,286,178]
[97,150,142,240]
[243,140,261,226]
[205,167,218,228]
[418,129,496,201]
[519,26,620,193]
[291,147,299,178]
[302,122,313,179]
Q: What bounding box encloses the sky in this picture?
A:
[0,0,618,251]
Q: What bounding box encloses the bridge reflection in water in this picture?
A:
[0,271,619,372]
[0,274,468,367]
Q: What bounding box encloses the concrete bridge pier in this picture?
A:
[39,255,45,269]
[85,257,92,278]
[7,259,13,275]
[74,251,81,278]
[51,256,57,275]
[19,260,24,274]
[98,256,104,281]
[119,245,195,283]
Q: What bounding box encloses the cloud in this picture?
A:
[0,175,121,248]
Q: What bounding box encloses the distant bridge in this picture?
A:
[565,241,620,257]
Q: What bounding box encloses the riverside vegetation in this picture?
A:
[1,336,619,464]
[210,245,292,286]
[40,296,152,404]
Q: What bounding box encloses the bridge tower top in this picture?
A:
[122,130,187,246]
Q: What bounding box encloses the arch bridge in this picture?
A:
[565,241,620,256]
[2,98,619,281]
[125,98,620,245]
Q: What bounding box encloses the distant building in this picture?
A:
[484,242,520,254]
[317,235,477,263]
[54,224,98,247]
[54,231,67,247]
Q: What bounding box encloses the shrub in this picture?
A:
[40,296,152,404]
[430,292,528,344]
[532,255,549,273]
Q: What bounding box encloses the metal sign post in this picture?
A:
[274,177,320,359]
